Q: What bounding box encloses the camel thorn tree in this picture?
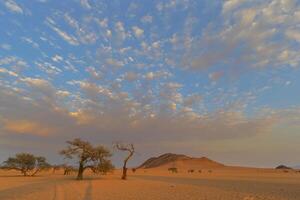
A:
[60,138,114,180]
[1,153,51,176]
[114,143,135,180]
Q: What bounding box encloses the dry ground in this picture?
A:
[0,168,299,200]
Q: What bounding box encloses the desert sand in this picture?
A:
[0,167,300,200]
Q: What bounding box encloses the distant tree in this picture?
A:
[1,153,51,176]
[114,143,135,180]
[60,138,113,180]
[52,164,64,174]
[62,165,77,175]
[132,168,136,173]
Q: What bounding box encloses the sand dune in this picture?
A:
[138,153,224,170]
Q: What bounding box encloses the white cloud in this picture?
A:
[21,77,51,88]
[106,58,124,68]
[285,29,300,43]
[106,29,112,38]
[47,21,79,45]
[4,0,23,14]
[64,14,98,44]
[80,0,91,9]
[123,72,138,81]
[21,37,39,48]
[98,18,108,28]
[1,44,11,50]
[52,55,63,62]
[35,61,62,75]
[56,90,70,97]
[144,71,171,80]
[222,0,245,14]
[179,0,300,71]
[132,26,144,38]
[86,66,102,79]
[0,68,18,77]
[115,21,127,43]
[141,15,153,23]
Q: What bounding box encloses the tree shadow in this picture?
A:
[83,180,92,200]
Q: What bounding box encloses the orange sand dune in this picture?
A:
[154,157,225,170]
[138,153,224,170]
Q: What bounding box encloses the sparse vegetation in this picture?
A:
[198,169,202,173]
[1,153,51,176]
[168,167,178,173]
[132,168,136,173]
[114,143,135,180]
[188,169,194,173]
[52,164,65,174]
[60,138,113,180]
[63,165,77,175]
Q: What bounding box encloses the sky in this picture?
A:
[0,0,300,168]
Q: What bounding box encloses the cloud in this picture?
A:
[47,19,79,45]
[132,26,144,38]
[178,0,300,72]
[98,18,108,28]
[52,55,63,62]
[80,0,91,9]
[86,67,102,79]
[144,71,172,80]
[0,68,18,77]
[21,37,39,48]
[64,14,98,44]
[123,72,138,81]
[115,21,127,44]
[35,61,63,75]
[20,77,56,99]
[0,74,278,143]
[2,119,52,136]
[1,44,11,50]
[106,58,124,68]
[222,0,245,14]
[285,29,300,43]
[209,71,224,82]
[4,0,23,14]
[141,15,153,24]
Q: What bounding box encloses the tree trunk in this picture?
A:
[77,163,84,180]
[22,170,27,176]
[121,162,127,180]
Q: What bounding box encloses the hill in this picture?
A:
[275,165,292,170]
[138,153,225,169]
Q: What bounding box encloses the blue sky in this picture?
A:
[0,0,300,167]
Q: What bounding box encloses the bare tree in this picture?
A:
[60,138,113,180]
[52,164,63,174]
[62,165,77,175]
[1,153,51,176]
[114,143,135,180]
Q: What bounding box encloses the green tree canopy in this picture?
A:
[2,153,51,176]
[60,138,114,180]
